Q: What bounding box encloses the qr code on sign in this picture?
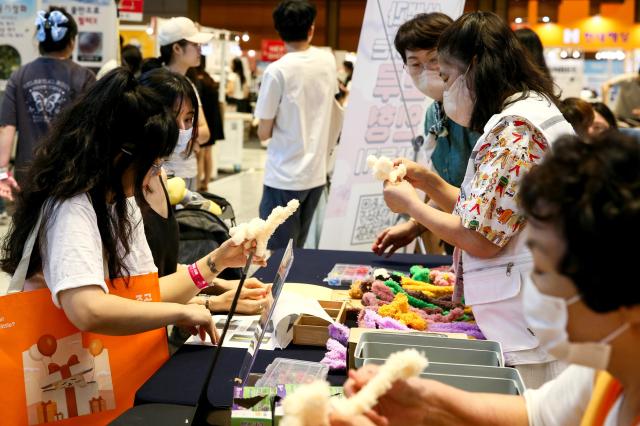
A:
[351,194,396,245]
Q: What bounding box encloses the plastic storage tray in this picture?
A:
[356,331,504,366]
[363,359,525,394]
[354,342,502,368]
[254,358,329,387]
[324,264,372,287]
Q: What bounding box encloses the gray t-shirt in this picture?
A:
[0,57,95,184]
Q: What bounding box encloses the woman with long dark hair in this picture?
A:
[149,16,212,190]
[227,57,251,113]
[381,11,574,387]
[137,68,268,314]
[1,68,262,339]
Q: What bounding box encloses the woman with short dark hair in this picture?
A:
[0,7,95,194]
[382,11,575,387]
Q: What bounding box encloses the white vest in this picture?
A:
[460,92,574,363]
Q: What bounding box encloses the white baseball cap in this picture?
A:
[158,17,213,46]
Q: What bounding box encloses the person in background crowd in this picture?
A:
[336,60,354,106]
[255,0,338,250]
[514,28,552,80]
[590,101,618,136]
[153,16,212,191]
[560,97,594,139]
[338,132,640,426]
[604,66,640,126]
[0,7,95,197]
[227,57,251,113]
[381,11,574,388]
[138,68,268,315]
[373,12,480,257]
[121,44,143,76]
[187,58,225,191]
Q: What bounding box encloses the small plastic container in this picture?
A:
[324,264,372,287]
[254,358,329,386]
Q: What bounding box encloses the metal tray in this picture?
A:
[357,331,504,366]
[354,342,501,368]
[363,359,525,394]
[420,372,522,395]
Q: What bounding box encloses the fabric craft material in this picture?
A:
[378,294,427,330]
[282,350,427,425]
[229,199,300,256]
[366,155,407,184]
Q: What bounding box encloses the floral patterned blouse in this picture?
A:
[453,115,549,247]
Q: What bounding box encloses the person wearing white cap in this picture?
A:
[154,17,212,191]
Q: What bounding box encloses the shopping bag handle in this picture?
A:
[8,205,46,293]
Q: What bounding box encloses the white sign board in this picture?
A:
[319,0,465,251]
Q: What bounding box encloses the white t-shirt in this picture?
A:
[164,78,202,180]
[228,72,246,99]
[254,46,338,191]
[25,194,157,308]
[524,364,624,426]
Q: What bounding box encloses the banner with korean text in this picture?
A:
[319,0,465,251]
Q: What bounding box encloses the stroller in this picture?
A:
[174,191,242,280]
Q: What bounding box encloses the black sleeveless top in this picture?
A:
[140,176,179,277]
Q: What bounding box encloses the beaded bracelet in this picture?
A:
[188,262,209,290]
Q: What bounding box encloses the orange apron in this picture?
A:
[581,371,639,426]
[0,211,168,425]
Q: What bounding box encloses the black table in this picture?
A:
[134,248,451,408]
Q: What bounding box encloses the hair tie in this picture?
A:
[48,11,69,42]
[35,10,69,43]
[35,10,48,42]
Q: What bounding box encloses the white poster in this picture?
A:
[0,0,38,91]
[42,0,118,70]
[319,0,465,251]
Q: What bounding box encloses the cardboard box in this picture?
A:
[231,386,276,426]
[292,300,347,346]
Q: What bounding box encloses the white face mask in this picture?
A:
[175,127,193,154]
[411,69,445,101]
[442,70,474,127]
[522,275,630,370]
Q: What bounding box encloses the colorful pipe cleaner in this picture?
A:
[357,308,409,331]
[427,322,486,340]
[409,265,431,283]
[378,293,427,330]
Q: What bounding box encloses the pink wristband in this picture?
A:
[188,262,209,290]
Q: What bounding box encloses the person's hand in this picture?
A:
[208,285,271,314]
[393,158,428,189]
[344,366,429,426]
[383,180,421,214]
[632,108,640,118]
[329,411,388,426]
[211,239,268,271]
[215,277,269,295]
[176,303,220,344]
[0,175,19,201]
[372,220,423,258]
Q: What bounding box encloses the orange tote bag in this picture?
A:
[0,213,169,425]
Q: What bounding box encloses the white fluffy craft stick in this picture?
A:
[367,155,407,184]
[229,199,300,256]
[281,349,428,425]
[280,381,332,426]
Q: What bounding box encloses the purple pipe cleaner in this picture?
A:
[427,322,486,340]
[328,323,350,345]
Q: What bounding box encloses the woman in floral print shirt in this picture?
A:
[380,12,575,388]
